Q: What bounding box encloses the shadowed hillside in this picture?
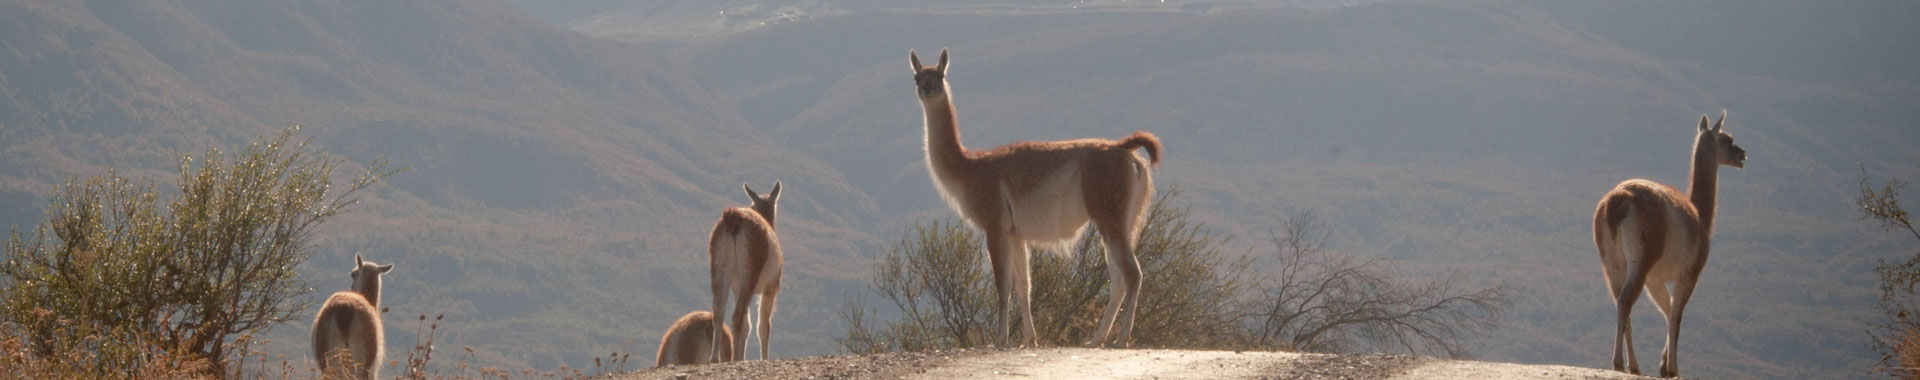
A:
[3,0,1918,378]
[0,0,884,369]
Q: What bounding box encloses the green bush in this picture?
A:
[0,126,399,378]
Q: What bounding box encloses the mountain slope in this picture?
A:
[0,0,884,368]
[5,0,1918,377]
[657,1,1920,378]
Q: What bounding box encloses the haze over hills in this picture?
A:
[0,0,885,368]
[568,1,1920,378]
[2,0,1917,378]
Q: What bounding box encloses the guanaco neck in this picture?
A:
[1686,133,1719,233]
[355,278,381,307]
[922,91,969,176]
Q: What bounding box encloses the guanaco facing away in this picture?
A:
[1593,111,1745,378]
[910,48,1162,348]
[312,254,395,380]
[710,182,783,361]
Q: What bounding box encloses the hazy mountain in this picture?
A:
[3,0,1917,378]
[0,0,884,369]
[558,0,1397,45]
[643,1,1918,378]
[497,0,623,25]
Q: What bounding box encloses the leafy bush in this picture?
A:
[0,126,398,378]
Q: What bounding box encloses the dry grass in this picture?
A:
[0,324,213,380]
[1888,330,1920,380]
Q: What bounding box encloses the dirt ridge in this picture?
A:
[616,347,1662,380]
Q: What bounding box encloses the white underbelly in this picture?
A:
[1004,164,1090,241]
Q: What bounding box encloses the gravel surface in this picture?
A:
[614,348,991,380]
[610,348,1662,380]
[910,348,1305,379]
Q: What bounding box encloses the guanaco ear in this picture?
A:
[910,49,924,72]
[768,181,781,202]
[743,183,761,201]
[378,263,394,274]
[1712,109,1726,132]
[936,48,949,74]
[1698,115,1710,132]
[356,253,364,267]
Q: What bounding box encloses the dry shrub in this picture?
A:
[0,322,211,379]
[1029,187,1250,348]
[1861,165,1920,378]
[836,187,1510,358]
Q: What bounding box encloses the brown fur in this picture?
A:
[911,48,1159,348]
[312,255,393,380]
[655,310,735,367]
[1117,131,1162,165]
[709,182,783,362]
[714,208,780,302]
[1591,111,1744,378]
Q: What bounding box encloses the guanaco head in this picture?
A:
[351,253,395,306]
[909,48,950,101]
[1696,110,1746,169]
[743,181,781,227]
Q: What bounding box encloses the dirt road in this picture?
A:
[616,347,1657,380]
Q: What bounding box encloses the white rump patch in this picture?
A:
[1611,214,1640,281]
[714,229,753,293]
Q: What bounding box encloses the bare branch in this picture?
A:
[1243,209,1511,358]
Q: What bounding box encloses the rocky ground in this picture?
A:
[611,348,1662,380]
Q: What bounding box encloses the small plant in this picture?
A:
[589,350,630,376]
[834,295,890,355]
[400,313,445,379]
[1860,164,1920,378]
